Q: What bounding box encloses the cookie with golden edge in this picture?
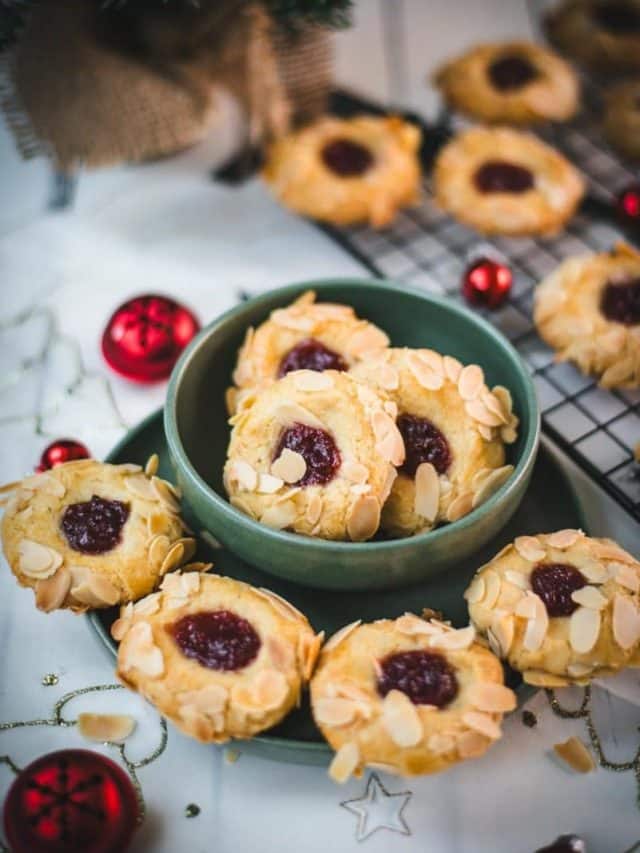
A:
[228,290,389,415]
[224,370,403,541]
[351,348,517,537]
[0,456,195,613]
[545,0,640,73]
[310,614,515,782]
[465,530,640,687]
[603,79,640,161]
[262,115,422,229]
[434,40,579,125]
[433,126,584,236]
[534,242,640,388]
[113,568,323,743]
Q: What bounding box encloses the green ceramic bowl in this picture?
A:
[164,279,540,591]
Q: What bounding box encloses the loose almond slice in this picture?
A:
[612,593,640,650]
[553,737,595,774]
[468,682,516,713]
[458,364,484,401]
[328,741,360,784]
[35,567,72,612]
[347,496,380,542]
[382,690,423,747]
[314,697,359,728]
[271,449,306,484]
[569,607,601,654]
[323,620,362,653]
[514,536,546,562]
[414,463,439,522]
[464,575,486,604]
[429,625,475,651]
[571,585,607,610]
[293,370,334,392]
[545,529,582,549]
[78,713,136,743]
[462,711,501,740]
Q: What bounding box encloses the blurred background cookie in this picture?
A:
[602,79,640,160]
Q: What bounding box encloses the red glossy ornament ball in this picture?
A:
[102,294,200,383]
[3,749,139,853]
[617,183,640,225]
[36,439,90,472]
[462,257,512,310]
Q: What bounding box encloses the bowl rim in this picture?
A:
[164,278,541,552]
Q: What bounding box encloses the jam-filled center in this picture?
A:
[61,495,129,554]
[377,650,459,707]
[170,610,261,671]
[474,161,534,194]
[600,278,640,325]
[321,138,374,177]
[397,414,451,478]
[488,54,540,91]
[531,563,587,617]
[274,423,341,486]
[277,338,347,378]
[593,2,640,33]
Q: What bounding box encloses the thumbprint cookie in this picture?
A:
[602,79,640,161]
[351,348,517,537]
[434,40,579,125]
[534,242,640,388]
[113,570,323,743]
[224,370,403,541]
[262,115,422,228]
[466,530,640,687]
[310,614,516,781]
[228,290,389,414]
[433,126,584,236]
[0,457,195,613]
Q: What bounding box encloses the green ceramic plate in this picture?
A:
[88,409,585,766]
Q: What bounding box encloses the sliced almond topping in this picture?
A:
[465,399,504,428]
[22,472,66,498]
[372,411,405,466]
[567,662,594,679]
[501,424,518,444]
[323,620,361,653]
[612,593,640,650]
[70,572,120,608]
[545,529,582,549]
[492,385,513,419]
[255,587,307,623]
[396,613,443,636]
[614,562,640,593]
[78,713,136,743]
[147,512,167,536]
[472,468,493,491]
[231,460,258,492]
[349,325,390,355]
[122,622,164,678]
[505,570,530,590]
[483,570,502,609]
[257,473,285,494]
[306,493,323,525]
[446,492,473,523]
[571,585,607,610]
[491,613,515,656]
[458,364,484,401]
[569,607,601,654]
[553,737,595,774]
[514,536,546,562]
[300,631,325,681]
[478,424,495,442]
[179,684,228,714]
[414,462,440,522]
[381,466,397,504]
[382,690,423,747]
[407,351,444,391]
[274,402,325,430]
[427,733,456,754]
[18,539,62,579]
[347,495,380,542]
[266,636,295,671]
[384,400,398,419]
[253,668,289,711]
[111,604,134,642]
[523,670,569,688]
[341,460,369,484]
[35,567,72,612]
[457,730,488,758]
[351,484,371,495]
[515,590,542,619]
[480,391,509,424]
[271,308,315,332]
[328,741,360,784]
[260,500,297,530]
[134,592,161,617]
[472,465,514,509]
[579,559,609,584]
[124,474,158,502]
[378,363,400,390]
[468,682,516,713]
[443,355,462,383]
[144,454,159,477]
[293,370,334,392]
[464,575,486,604]
[419,349,445,375]
[160,542,185,576]
[148,535,170,567]
[462,711,502,740]
[271,449,306,484]
[523,596,549,653]
[314,697,359,728]
[429,625,476,651]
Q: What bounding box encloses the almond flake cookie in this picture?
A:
[351,348,517,537]
[465,530,640,687]
[311,614,515,781]
[434,40,579,126]
[534,243,640,388]
[113,569,323,743]
[262,115,422,229]
[0,456,195,613]
[224,370,403,541]
[545,0,640,73]
[433,126,584,237]
[228,290,389,414]
[603,79,640,161]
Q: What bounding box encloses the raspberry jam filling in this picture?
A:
[377,650,459,707]
[474,161,534,194]
[396,414,451,477]
[600,278,640,325]
[321,138,374,177]
[488,54,539,91]
[274,423,341,486]
[530,563,587,617]
[170,610,261,671]
[594,2,640,32]
[277,338,347,378]
[61,495,130,554]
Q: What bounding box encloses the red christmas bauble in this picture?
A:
[101,294,200,383]
[462,257,512,310]
[36,439,90,472]
[617,183,640,225]
[3,749,139,853]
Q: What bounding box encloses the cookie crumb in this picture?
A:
[553,736,595,773]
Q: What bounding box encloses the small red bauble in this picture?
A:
[3,749,139,853]
[36,439,90,472]
[617,183,640,226]
[462,257,512,309]
[101,294,200,383]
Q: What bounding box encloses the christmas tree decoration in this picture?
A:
[3,749,139,853]
[101,294,200,383]
[462,256,513,310]
[36,438,90,472]
[617,183,640,228]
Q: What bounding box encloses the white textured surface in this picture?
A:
[1,2,639,851]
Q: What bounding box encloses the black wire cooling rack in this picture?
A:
[320,89,640,523]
